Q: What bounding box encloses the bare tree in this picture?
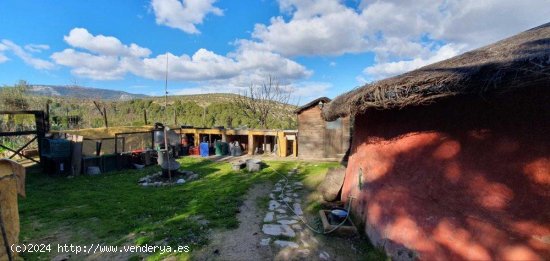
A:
[235,76,291,129]
[92,101,109,128]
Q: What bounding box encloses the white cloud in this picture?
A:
[51,49,126,80]
[287,81,331,105]
[238,0,549,81]
[0,43,7,63]
[356,0,549,80]
[363,44,464,81]
[150,0,223,34]
[249,1,368,56]
[0,54,7,63]
[64,28,151,57]
[51,28,311,84]
[24,44,50,53]
[1,40,54,70]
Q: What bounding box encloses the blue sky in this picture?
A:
[0,0,548,103]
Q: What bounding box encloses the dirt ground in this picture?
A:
[192,178,379,261]
[193,183,274,261]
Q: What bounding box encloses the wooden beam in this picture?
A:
[0,131,37,137]
[0,144,40,164]
[0,110,44,115]
[7,136,37,160]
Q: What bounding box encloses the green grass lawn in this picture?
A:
[18,157,336,260]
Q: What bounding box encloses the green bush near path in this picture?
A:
[18,158,334,260]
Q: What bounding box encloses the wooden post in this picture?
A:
[293,135,298,157]
[103,107,108,128]
[194,132,200,147]
[174,109,177,126]
[70,135,83,175]
[248,134,254,155]
[277,132,287,157]
[35,111,46,164]
[143,110,148,125]
[45,103,50,132]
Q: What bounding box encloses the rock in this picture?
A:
[273,186,282,192]
[283,197,293,203]
[269,193,275,199]
[260,238,271,246]
[273,240,299,248]
[293,182,303,186]
[246,159,262,172]
[141,182,149,187]
[268,200,280,210]
[52,254,71,261]
[263,212,274,222]
[319,251,330,260]
[232,163,242,171]
[277,219,298,225]
[276,214,289,220]
[262,224,295,237]
[319,167,346,202]
[176,178,186,184]
[275,208,286,214]
[293,203,303,215]
[297,249,311,257]
[291,224,303,230]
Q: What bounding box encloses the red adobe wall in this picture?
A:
[342,88,549,260]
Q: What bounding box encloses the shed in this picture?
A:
[295,97,350,160]
[322,23,550,260]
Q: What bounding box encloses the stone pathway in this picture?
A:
[261,168,303,242]
[259,168,333,260]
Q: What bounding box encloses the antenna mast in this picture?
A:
[163,54,171,181]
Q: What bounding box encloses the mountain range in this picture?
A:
[27,85,148,100]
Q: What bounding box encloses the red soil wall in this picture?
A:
[342,88,549,260]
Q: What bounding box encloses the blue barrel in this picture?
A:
[200,142,210,157]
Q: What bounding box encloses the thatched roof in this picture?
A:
[322,22,550,121]
[295,97,331,114]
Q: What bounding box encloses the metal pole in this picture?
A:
[164,54,171,181]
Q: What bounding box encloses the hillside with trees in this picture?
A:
[0,81,298,131]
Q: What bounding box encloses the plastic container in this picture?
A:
[214,141,223,156]
[222,142,229,155]
[41,139,71,158]
[200,142,210,157]
[101,154,117,173]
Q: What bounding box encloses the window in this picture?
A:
[326,118,342,129]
